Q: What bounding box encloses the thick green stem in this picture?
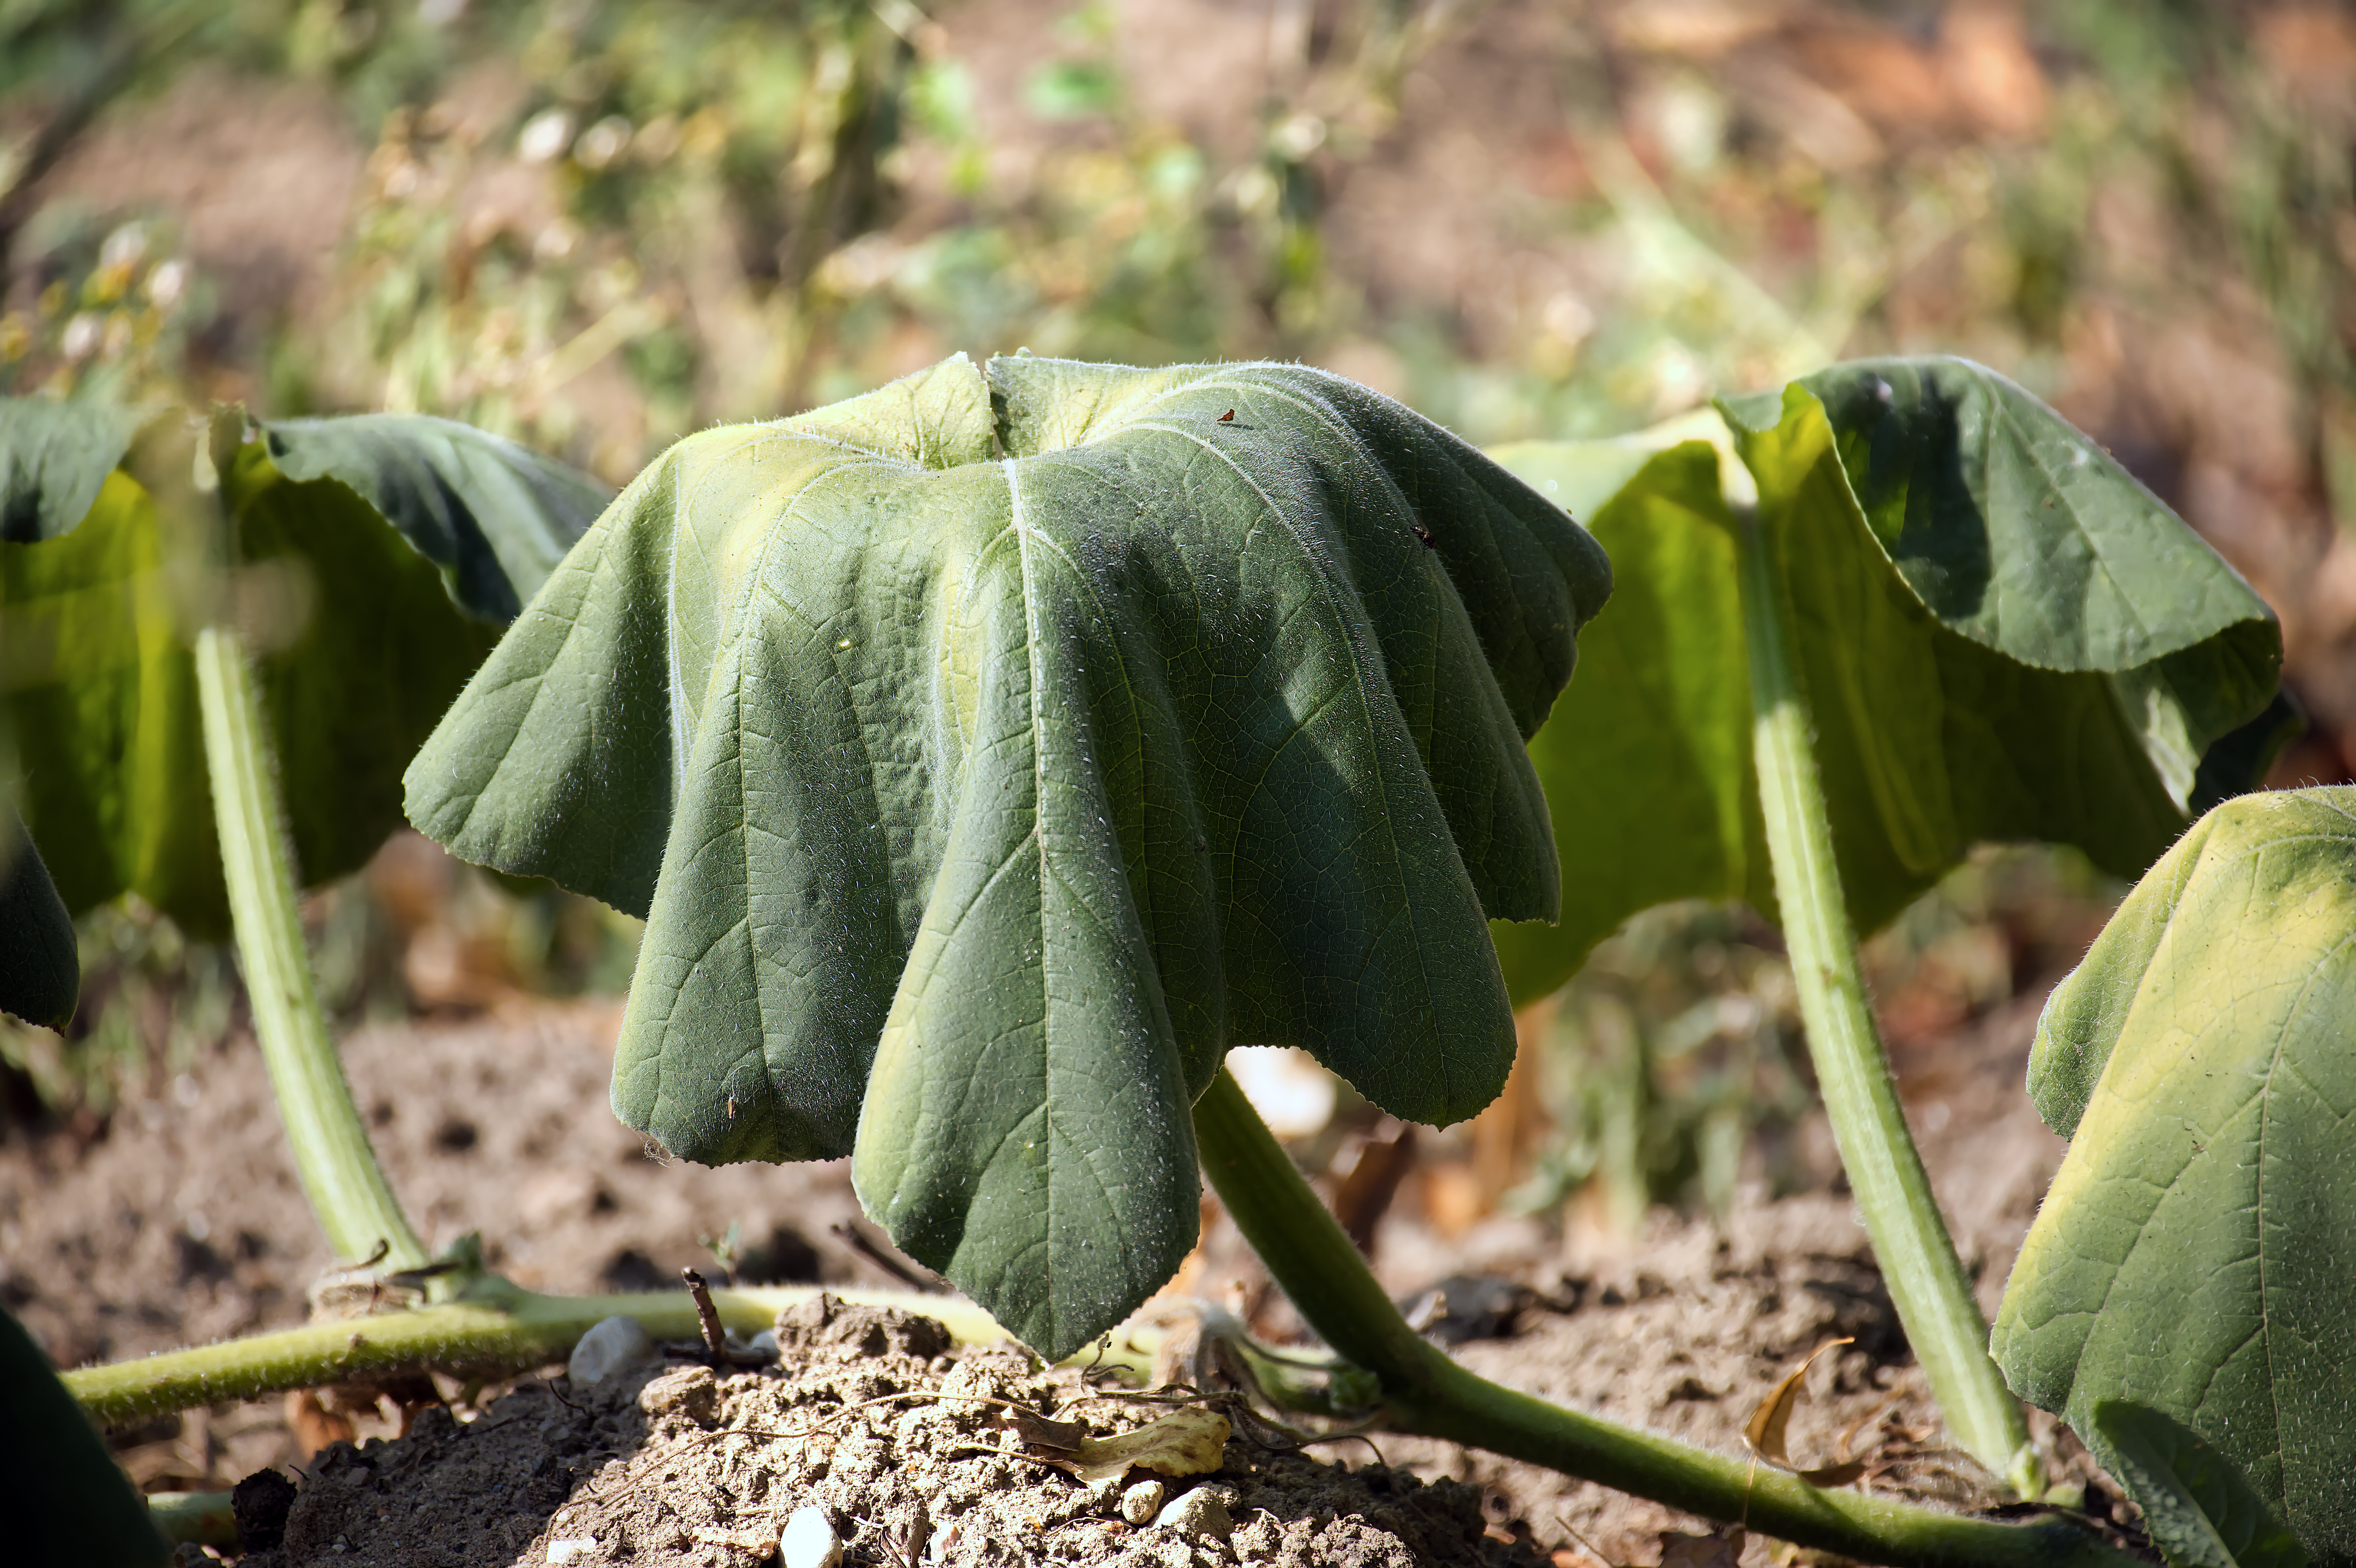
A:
[194,625,429,1272]
[1733,513,2038,1496]
[1194,1069,2121,1568]
[70,1283,1010,1429]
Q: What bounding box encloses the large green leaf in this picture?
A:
[1489,357,2283,1001]
[406,353,1609,1355]
[1993,787,2356,1564]
[0,1302,168,1568]
[0,407,606,936]
[2092,1401,2308,1568]
[0,397,151,543]
[0,803,78,1030]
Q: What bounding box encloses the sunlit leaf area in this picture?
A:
[3,17,2354,1553]
[5,0,2349,1229]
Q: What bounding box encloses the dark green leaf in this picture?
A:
[0,406,605,935]
[2092,1401,2308,1568]
[0,803,79,1030]
[0,1302,168,1568]
[406,354,1609,1356]
[1993,787,2356,1563]
[0,396,151,544]
[1488,358,2282,1001]
[260,413,606,622]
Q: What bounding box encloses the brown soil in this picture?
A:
[1,984,2139,1566]
[241,1297,1547,1568]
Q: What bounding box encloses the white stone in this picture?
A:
[780,1505,843,1568]
[1119,1479,1165,1526]
[1154,1488,1233,1542]
[750,1328,780,1355]
[567,1315,654,1385]
[545,1540,598,1566]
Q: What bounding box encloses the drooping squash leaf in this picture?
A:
[0,406,606,936]
[262,413,611,623]
[405,353,1610,1356]
[1488,357,2284,1001]
[2091,1401,2309,1568]
[0,803,78,1030]
[0,396,152,543]
[0,1302,169,1568]
[1992,787,2356,1564]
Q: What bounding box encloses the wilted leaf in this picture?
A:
[1742,1336,1866,1487]
[0,803,77,1030]
[1488,358,2283,1001]
[0,1302,168,1568]
[1065,1406,1231,1485]
[0,397,151,544]
[1003,1405,1088,1454]
[260,413,609,622]
[406,353,1609,1356]
[0,405,605,935]
[1993,787,2356,1563]
[2092,1401,2307,1568]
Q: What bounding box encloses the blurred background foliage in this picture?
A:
[3,0,2352,1242]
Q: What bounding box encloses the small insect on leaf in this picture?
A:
[1743,1337,1870,1487]
[1218,409,1236,422]
[1411,520,1435,548]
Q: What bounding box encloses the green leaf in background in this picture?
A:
[0,803,79,1031]
[406,353,1609,1356]
[1993,787,2356,1564]
[261,413,612,622]
[0,396,152,544]
[1488,357,2283,1001]
[2092,1401,2308,1568]
[0,1302,168,1568]
[0,404,606,937]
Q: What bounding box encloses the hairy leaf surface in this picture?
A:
[2092,1401,2308,1568]
[406,354,1609,1355]
[1993,788,2356,1563]
[0,407,603,934]
[1488,357,2282,1000]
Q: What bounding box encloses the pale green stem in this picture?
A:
[1733,512,2039,1497]
[1194,1069,2120,1568]
[72,1283,1013,1429]
[194,625,429,1272]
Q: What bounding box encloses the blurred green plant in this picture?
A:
[1510,901,1809,1232]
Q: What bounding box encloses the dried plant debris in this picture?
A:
[239,1298,1549,1568]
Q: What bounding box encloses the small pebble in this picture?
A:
[780,1504,844,1568]
[567,1316,655,1385]
[750,1328,780,1355]
[1120,1479,1165,1526]
[1154,1487,1233,1542]
[545,1540,598,1566]
[638,1365,722,1427]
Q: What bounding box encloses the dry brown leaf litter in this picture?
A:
[238,1297,1549,1568]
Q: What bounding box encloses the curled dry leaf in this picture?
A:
[1656,1528,1745,1568]
[1002,1406,1089,1454]
[1058,1406,1232,1486]
[1743,1336,1870,1487]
